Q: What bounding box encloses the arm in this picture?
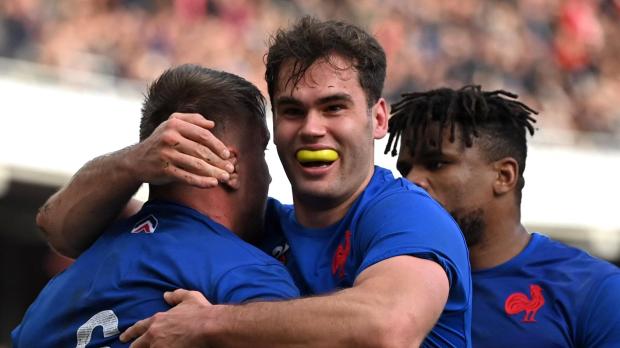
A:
[123,255,449,348]
[37,148,143,258]
[37,113,234,258]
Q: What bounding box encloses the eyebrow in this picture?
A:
[274,96,302,107]
[316,93,353,105]
[274,93,353,108]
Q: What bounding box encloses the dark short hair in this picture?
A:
[385,85,538,202]
[265,16,386,108]
[140,64,267,145]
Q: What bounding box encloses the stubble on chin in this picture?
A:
[450,208,485,248]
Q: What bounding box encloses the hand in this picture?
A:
[126,113,235,188]
[121,289,214,348]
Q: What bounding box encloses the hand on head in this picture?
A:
[128,112,235,188]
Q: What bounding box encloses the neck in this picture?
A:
[149,185,251,240]
[469,204,530,270]
[293,167,374,228]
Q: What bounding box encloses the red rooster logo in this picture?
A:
[504,284,545,322]
[332,230,352,279]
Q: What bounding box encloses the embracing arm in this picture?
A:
[124,255,449,348]
[37,147,143,258]
[37,113,234,258]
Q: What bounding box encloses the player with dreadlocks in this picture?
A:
[385,85,620,347]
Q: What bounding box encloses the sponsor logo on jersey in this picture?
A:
[504,284,545,322]
[332,230,352,279]
[131,214,158,234]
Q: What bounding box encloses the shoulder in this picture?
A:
[533,233,619,276]
[352,168,470,292]
[127,202,281,268]
[357,170,458,235]
[531,233,620,302]
[574,261,620,345]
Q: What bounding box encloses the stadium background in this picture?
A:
[1,0,619,345]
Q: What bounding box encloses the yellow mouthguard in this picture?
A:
[296,149,339,163]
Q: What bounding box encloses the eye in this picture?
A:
[279,107,305,118]
[325,104,346,114]
[426,160,446,171]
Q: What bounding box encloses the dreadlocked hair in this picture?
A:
[385,85,538,196]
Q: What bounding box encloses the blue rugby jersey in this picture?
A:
[472,232,620,348]
[262,166,473,348]
[12,201,299,348]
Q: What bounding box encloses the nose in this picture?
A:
[299,110,326,139]
[406,167,429,191]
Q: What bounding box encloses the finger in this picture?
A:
[164,289,192,306]
[128,334,149,348]
[164,135,234,175]
[171,118,232,162]
[120,317,152,343]
[164,151,230,184]
[164,164,220,188]
[228,153,237,166]
[169,112,215,130]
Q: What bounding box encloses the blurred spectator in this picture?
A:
[1,0,619,135]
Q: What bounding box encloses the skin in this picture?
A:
[397,125,530,270]
[149,120,271,242]
[118,55,449,347]
[222,121,272,240]
[123,255,448,348]
[37,113,234,258]
[37,56,452,347]
[272,55,387,227]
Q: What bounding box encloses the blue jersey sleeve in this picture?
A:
[214,263,300,304]
[580,273,620,347]
[354,190,470,310]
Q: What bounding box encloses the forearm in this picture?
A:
[122,257,446,347]
[37,146,142,258]
[206,275,429,348]
[207,290,390,347]
[200,257,447,348]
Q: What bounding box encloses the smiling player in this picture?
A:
[37,17,472,347]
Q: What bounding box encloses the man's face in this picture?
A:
[396,126,496,247]
[272,54,387,208]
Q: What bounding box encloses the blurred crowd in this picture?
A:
[1,0,619,135]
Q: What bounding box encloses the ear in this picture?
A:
[372,98,388,140]
[492,157,519,196]
[221,149,240,191]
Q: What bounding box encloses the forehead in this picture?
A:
[275,54,362,98]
